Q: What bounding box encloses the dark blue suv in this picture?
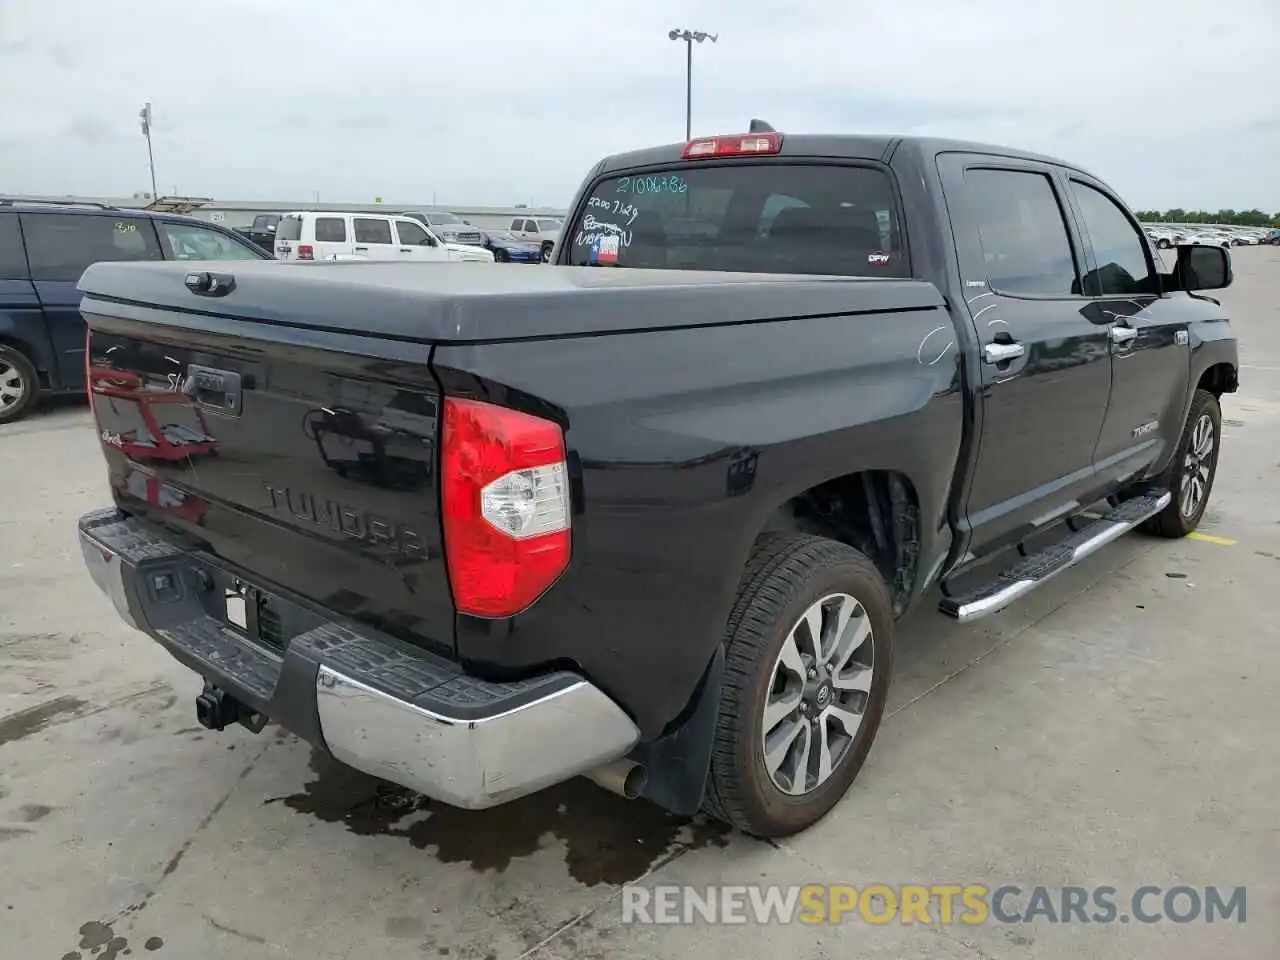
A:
[0,201,270,424]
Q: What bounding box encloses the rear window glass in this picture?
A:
[20,213,162,282]
[277,216,302,241]
[566,163,906,277]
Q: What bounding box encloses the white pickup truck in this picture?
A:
[508,215,564,261]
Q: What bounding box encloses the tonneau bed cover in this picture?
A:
[78,260,945,345]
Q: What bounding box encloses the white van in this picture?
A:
[274,212,494,263]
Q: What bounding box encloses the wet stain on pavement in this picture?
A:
[16,803,54,822]
[271,749,729,886]
[144,936,164,951]
[0,696,88,747]
[0,826,34,842]
[75,921,130,959]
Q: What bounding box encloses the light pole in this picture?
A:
[138,102,158,200]
[668,29,717,141]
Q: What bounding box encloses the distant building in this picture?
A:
[0,194,567,232]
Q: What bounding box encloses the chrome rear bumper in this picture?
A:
[78,508,639,809]
[315,666,639,809]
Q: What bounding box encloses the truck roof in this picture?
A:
[595,133,1097,180]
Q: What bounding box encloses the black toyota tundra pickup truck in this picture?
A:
[76,127,1238,838]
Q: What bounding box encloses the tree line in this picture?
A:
[1132,209,1279,227]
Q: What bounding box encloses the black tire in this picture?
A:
[494,249,509,263]
[0,344,39,425]
[702,533,894,838]
[1157,238,1172,249]
[540,242,554,263]
[1139,389,1222,538]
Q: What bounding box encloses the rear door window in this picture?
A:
[20,213,163,282]
[0,214,28,279]
[314,217,346,242]
[565,164,906,276]
[963,170,1080,297]
[277,216,303,241]
[353,218,393,245]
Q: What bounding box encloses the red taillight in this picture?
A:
[682,132,782,160]
[297,244,314,260]
[441,397,571,618]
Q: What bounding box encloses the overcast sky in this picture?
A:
[1,0,1277,211]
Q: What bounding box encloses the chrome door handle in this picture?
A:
[1110,325,1138,344]
[983,341,1025,364]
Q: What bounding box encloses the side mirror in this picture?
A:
[1175,243,1232,292]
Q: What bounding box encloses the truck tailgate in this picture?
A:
[80,277,454,657]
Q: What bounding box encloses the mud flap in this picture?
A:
[630,645,725,817]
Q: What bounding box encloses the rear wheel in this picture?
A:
[703,534,894,837]
[0,345,38,425]
[494,249,509,262]
[540,242,554,263]
[1139,389,1222,538]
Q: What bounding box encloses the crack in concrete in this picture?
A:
[105,738,273,924]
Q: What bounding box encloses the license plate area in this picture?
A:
[216,575,291,655]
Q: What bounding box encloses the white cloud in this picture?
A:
[0,0,1276,211]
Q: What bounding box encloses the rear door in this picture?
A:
[352,217,397,260]
[1063,176,1191,485]
[394,218,449,261]
[274,214,303,260]
[312,215,351,261]
[0,213,55,405]
[937,155,1113,557]
[20,212,163,391]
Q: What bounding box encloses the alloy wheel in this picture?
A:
[1180,413,1215,518]
[761,592,874,796]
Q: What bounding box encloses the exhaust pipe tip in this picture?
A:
[585,759,647,800]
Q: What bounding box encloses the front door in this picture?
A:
[1062,176,1191,486]
[938,156,1114,558]
[394,219,449,262]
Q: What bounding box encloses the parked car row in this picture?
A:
[1142,223,1274,249]
[0,199,270,424]
[268,209,559,264]
[272,212,494,264]
[0,197,567,425]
